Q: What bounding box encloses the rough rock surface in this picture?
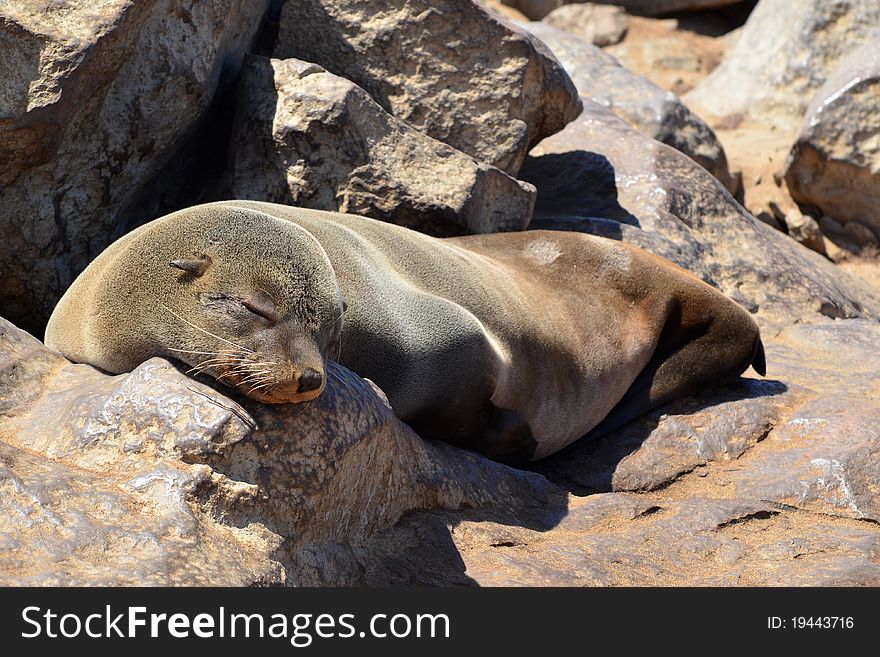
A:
[502,0,745,20]
[0,317,550,585]
[227,56,535,236]
[4,0,880,589]
[0,0,270,334]
[523,22,739,195]
[686,0,880,125]
[321,318,880,586]
[273,0,582,176]
[784,40,880,244]
[517,100,880,325]
[543,3,629,47]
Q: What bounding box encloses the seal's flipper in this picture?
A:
[752,338,766,377]
[586,308,762,440]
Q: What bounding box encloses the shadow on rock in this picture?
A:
[527,377,789,496]
[519,150,639,229]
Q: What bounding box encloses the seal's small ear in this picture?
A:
[341,298,348,314]
[170,256,212,277]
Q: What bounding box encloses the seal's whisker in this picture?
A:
[188,359,237,375]
[239,373,271,384]
[191,356,240,367]
[233,365,272,373]
[185,352,256,377]
[232,367,274,376]
[160,303,255,354]
[236,366,271,375]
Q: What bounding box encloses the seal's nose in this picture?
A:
[298,368,323,393]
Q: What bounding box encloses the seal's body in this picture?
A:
[47,201,764,461]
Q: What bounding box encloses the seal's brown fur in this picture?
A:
[47,201,764,461]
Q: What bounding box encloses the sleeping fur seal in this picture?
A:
[46,201,765,461]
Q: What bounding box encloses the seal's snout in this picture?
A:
[298,368,323,393]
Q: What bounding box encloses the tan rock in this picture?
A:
[604,15,731,96]
[686,0,880,127]
[0,1,270,334]
[501,0,746,20]
[227,56,535,236]
[478,0,529,21]
[273,0,582,176]
[0,316,550,584]
[543,3,629,47]
[783,211,827,257]
[785,40,880,243]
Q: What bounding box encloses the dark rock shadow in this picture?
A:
[525,377,789,496]
[667,1,758,36]
[281,487,572,587]
[518,151,640,232]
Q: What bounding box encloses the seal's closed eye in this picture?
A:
[242,298,277,322]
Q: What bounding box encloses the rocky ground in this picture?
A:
[1,0,878,585]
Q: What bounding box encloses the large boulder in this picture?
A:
[522,22,739,195]
[517,100,880,325]
[784,40,880,246]
[686,0,880,126]
[0,316,550,585]
[226,56,535,236]
[0,1,271,334]
[273,0,582,176]
[290,318,880,586]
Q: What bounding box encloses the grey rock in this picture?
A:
[273,0,582,175]
[686,0,880,125]
[0,0,270,334]
[785,40,880,241]
[518,100,880,324]
[543,3,629,47]
[227,56,535,236]
[523,22,739,195]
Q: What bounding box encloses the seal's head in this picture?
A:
[156,208,346,404]
[47,205,346,404]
